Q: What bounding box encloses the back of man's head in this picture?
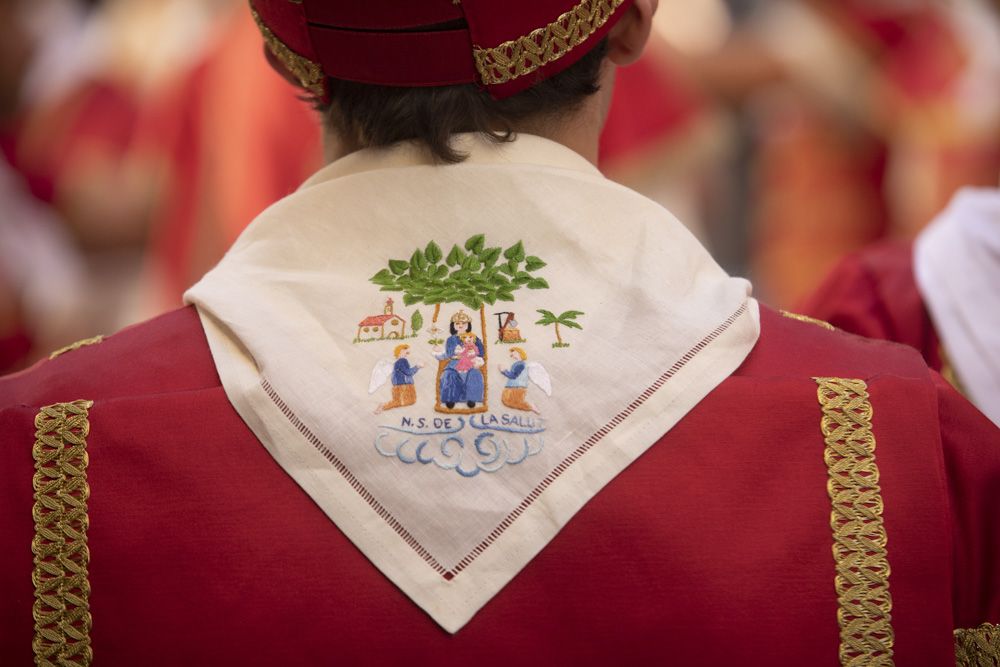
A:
[250,0,652,161]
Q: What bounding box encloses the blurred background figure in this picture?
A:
[801,186,1000,427]
[598,1,730,252]
[0,0,320,372]
[137,3,321,318]
[2,0,999,371]
[676,0,1000,306]
[0,0,90,372]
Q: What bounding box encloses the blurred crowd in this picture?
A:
[2,0,999,373]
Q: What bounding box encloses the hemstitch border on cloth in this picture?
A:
[264,301,749,580]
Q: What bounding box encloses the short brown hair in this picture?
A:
[315,38,609,163]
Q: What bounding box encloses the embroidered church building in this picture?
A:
[357,298,407,341]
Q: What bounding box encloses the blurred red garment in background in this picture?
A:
[747,0,1000,307]
[798,241,944,371]
[142,7,323,313]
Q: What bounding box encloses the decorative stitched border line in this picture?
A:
[260,380,451,577]
[814,378,894,667]
[249,3,325,96]
[32,400,94,667]
[265,301,748,579]
[473,0,625,86]
[451,301,749,574]
[955,623,1000,666]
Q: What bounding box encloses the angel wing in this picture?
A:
[525,361,552,396]
[368,358,396,394]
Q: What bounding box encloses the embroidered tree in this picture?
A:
[411,310,424,335]
[369,235,548,327]
[536,309,584,348]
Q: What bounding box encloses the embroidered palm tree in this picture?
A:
[536,309,584,348]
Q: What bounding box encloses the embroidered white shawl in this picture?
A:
[915,186,1000,427]
[185,134,760,632]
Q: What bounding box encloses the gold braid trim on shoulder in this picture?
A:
[32,400,94,667]
[781,310,835,331]
[49,336,104,360]
[473,0,625,86]
[249,3,325,96]
[955,624,1000,666]
[814,378,894,666]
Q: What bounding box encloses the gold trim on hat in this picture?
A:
[473,0,625,86]
[250,3,325,96]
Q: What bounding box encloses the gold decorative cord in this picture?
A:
[49,336,103,360]
[249,3,325,96]
[781,310,835,331]
[32,400,94,667]
[955,624,1000,666]
[473,0,625,85]
[814,378,894,667]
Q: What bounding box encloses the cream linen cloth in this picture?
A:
[185,134,760,632]
[915,187,1000,427]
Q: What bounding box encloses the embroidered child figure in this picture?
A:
[454,333,483,372]
[370,344,425,414]
[499,347,552,414]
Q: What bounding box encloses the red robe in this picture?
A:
[798,241,944,372]
[1,305,997,665]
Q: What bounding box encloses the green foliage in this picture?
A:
[371,269,395,285]
[425,241,443,264]
[503,241,525,261]
[464,234,486,254]
[525,256,547,271]
[480,247,502,267]
[370,235,549,310]
[352,333,418,344]
[535,309,558,325]
[410,249,427,271]
[446,244,465,267]
[411,310,424,333]
[536,309,585,335]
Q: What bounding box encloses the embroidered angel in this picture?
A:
[498,347,551,414]
[370,344,425,414]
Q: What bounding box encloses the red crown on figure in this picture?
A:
[249,0,634,100]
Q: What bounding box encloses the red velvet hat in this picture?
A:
[250,0,634,99]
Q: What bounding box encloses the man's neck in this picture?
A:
[322,66,613,167]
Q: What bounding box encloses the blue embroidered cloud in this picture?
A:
[375,416,545,477]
